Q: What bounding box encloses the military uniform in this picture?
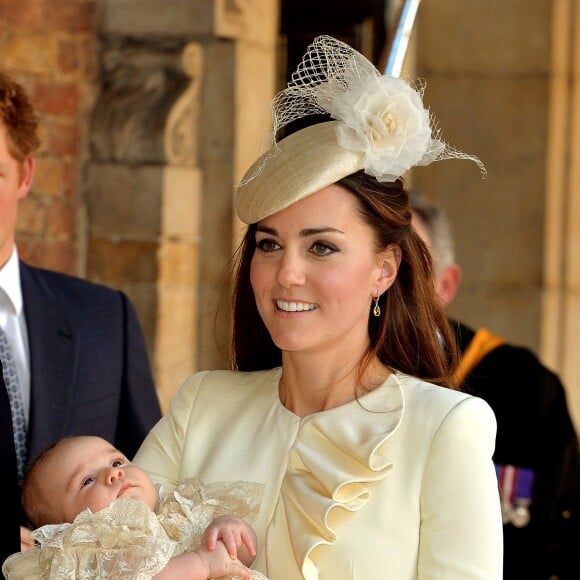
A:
[452,319,580,579]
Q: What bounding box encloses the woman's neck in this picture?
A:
[279,350,390,417]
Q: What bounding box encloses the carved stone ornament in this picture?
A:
[91,41,202,166]
[214,0,245,39]
[164,43,202,167]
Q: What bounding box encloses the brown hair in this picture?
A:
[0,72,40,163]
[231,172,458,387]
[21,437,72,528]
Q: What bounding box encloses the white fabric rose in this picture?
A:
[320,75,445,181]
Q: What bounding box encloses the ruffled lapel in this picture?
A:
[282,373,405,579]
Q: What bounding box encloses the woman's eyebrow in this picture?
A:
[255,226,345,236]
[300,227,344,236]
[255,225,277,235]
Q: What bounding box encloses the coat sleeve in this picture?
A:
[133,371,209,489]
[418,396,503,579]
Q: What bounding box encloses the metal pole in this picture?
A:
[384,0,422,77]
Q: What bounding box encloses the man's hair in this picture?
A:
[0,71,40,162]
[408,189,456,273]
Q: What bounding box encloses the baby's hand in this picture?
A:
[203,515,257,562]
[20,526,35,552]
[152,547,252,580]
[197,542,252,579]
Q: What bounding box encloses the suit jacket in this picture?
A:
[451,319,580,580]
[19,261,162,464]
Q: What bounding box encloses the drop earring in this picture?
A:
[373,295,381,317]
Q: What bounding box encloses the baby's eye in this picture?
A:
[256,238,281,253]
[111,459,124,468]
[81,476,95,488]
[310,241,337,256]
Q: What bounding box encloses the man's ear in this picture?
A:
[375,244,402,295]
[18,156,35,199]
[437,263,462,307]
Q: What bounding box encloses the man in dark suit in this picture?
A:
[18,263,162,465]
[410,190,580,579]
[0,72,162,563]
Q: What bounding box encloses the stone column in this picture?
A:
[87,0,278,409]
[546,0,580,430]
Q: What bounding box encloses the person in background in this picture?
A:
[134,35,503,578]
[0,71,162,562]
[410,189,580,580]
[3,436,265,580]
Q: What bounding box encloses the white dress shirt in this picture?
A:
[0,245,31,420]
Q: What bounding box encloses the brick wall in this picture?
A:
[0,0,100,275]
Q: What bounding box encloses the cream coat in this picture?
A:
[134,368,503,579]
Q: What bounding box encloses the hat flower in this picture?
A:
[321,75,444,181]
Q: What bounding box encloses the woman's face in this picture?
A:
[250,184,398,357]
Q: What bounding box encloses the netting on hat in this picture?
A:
[271,35,375,137]
[240,35,485,187]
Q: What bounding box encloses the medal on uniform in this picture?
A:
[495,464,534,528]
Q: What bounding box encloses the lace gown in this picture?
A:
[2,478,268,580]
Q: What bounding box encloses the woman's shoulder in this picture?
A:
[391,374,497,460]
[395,373,495,426]
[169,367,282,409]
[181,367,281,389]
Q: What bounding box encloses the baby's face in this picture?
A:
[41,436,158,524]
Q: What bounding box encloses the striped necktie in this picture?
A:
[0,325,27,480]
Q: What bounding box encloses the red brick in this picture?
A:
[34,80,80,115]
[0,0,42,29]
[41,0,99,33]
[58,38,81,75]
[61,161,78,199]
[0,34,57,73]
[26,240,77,274]
[82,36,99,80]
[16,195,46,235]
[36,121,50,155]
[47,202,76,238]
[34,156,66,197]
[46,119,80,157]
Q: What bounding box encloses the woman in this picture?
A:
[135,36,502,579]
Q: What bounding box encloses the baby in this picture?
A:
[3,435,267,579]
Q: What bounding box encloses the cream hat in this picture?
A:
[236,121,362,224]
[235,36,484,225]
